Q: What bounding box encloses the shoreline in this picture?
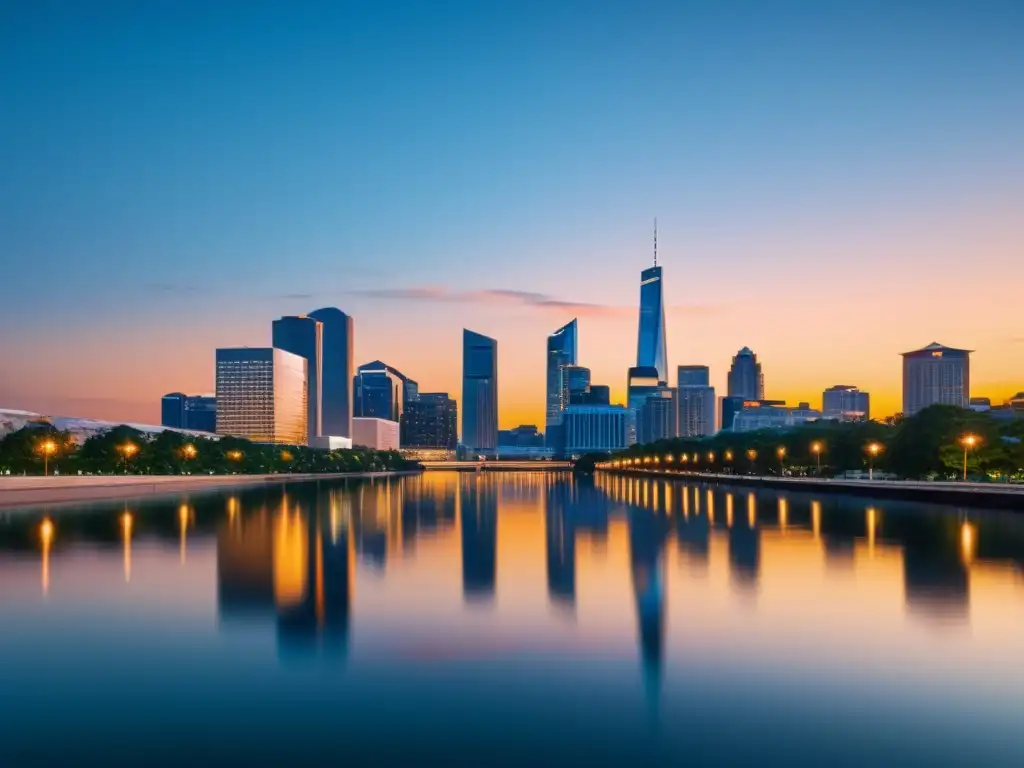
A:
[599,469,1024,510]
[0,471,421,511]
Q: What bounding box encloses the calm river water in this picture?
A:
[1,472,1022,766]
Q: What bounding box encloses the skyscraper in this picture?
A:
[638,389,677,445]
[677,365,710,388]
[901,342,971,415]
[308,307,353,439]
[727,347,765,400]
[636,224,668,383]
[627,366,663,445]
[462,329,498,454]
[272,315,323,445]
[353,361,416,422]
[215,347,307,444]
[545,319,578,440]
[402,393,457,449]
[822,385,870,421]
[161,393,217,433]
[676,366,716,437]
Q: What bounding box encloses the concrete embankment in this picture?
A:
[602,469,1024,511]
[0,471,420,510]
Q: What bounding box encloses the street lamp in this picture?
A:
[39,439,57,476]
[746,449,758,475]
[810,441,823,475]
[865,442,883,481]
[182,444,197,460]
[959,434,980,482]
[776,446,786,475]
[118,443,138,474]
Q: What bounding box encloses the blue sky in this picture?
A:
[1,0,1021,423]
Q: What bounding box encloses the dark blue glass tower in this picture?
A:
[308,307,353,439]
[545,319,578,442]
[636,265,668,384]
[353,361,416,422]
[272,315,323,444]
[462,329,498,453]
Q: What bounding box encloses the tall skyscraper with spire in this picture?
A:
[545,319,578,444]
[636,220,668,384]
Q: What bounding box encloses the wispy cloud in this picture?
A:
[344,286,622,316]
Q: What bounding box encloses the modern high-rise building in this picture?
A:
[727,347,764,400]
[402,393,457,449]
[627,366,663,445]
[578,384,611,406]
[636,235,668,384]
[308,307,353,439]
[563,365,591,407]
[353,361,416,422]
[676,365,715,437]
[462,329,498,454]
[638,389,677,445]
[272,315,323,445]
[901,342,971,415]
[161,393,217,433]
[677,365,710,388]
[563,405,629,454]
[822,385,870,421]
[545,320,578,439]
[215,347,307,444]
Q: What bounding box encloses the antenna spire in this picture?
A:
[653,218,658,267]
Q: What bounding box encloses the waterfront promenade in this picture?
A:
[600,467,1024,510]
[0,471,417,510]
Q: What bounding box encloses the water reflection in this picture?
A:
[3,474,1024,762]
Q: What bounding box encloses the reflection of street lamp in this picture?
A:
[865,442,883,480]
[118,443,138,474]
[810,441,823,474]
[40,518,54,595]
[746,449,758,474]
[959,434,979,482]
[39,439,57,476]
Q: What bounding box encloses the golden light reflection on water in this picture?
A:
[16,473,1024,678]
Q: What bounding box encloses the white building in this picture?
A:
[352,417,400,451]
[0,408,217,443]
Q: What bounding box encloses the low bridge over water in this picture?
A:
[419,461,573,472]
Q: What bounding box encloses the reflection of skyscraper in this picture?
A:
[308,307,354,439]
[460,477,497,601]
[636,224,668,383]
[545,320,578,444]
[627,505,668,704]
[462,329,498,454]
[545,479,576,609]
[728,497,760,591]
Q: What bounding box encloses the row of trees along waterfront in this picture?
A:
[0,423,414,476]
[599,405,1024,481]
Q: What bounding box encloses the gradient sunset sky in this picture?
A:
[1,0,1021,429]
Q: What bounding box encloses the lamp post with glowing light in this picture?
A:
[39,439,57,476]
[746,449,758,475]
[959,434,979,481]
[776,446,786,476]
[865,442,883,481]
[118,443,138,475]
[810,441,823,475]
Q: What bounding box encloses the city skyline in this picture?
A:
[2,2,1021,428]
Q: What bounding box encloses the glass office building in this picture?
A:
[563,405,629,454]
[822,385,870,421]
[354,361,416,422]
[215,347,308,445]
[901,342,971,415]
[272,315,323,445]
[161,393,216,433]
[627,366,663,445]
[462,329,498,454]
[727,347,765,400]
[636,266,668,384]
[545,320,578,440]
[308,307,353,438]
[402,392,457,449]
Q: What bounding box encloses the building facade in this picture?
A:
[727,347,764,400]
[352,417,400,451]
[215,347,307,445]
[901,342,971,415]
[563,405,629,454]
[353,361,415,422]
[677,386,716,437]
[402,392,457,449]
[545,320,578,441]
[308,307,354,439]
[271,315,323,445]
[161,393,216,433]
[733,401,822,433]
[638,389,677,445]
[677,365,710,388]
[822,385,870,421]
[462,329,498,454]
[636,265,668,384]
[627,366,663,445]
